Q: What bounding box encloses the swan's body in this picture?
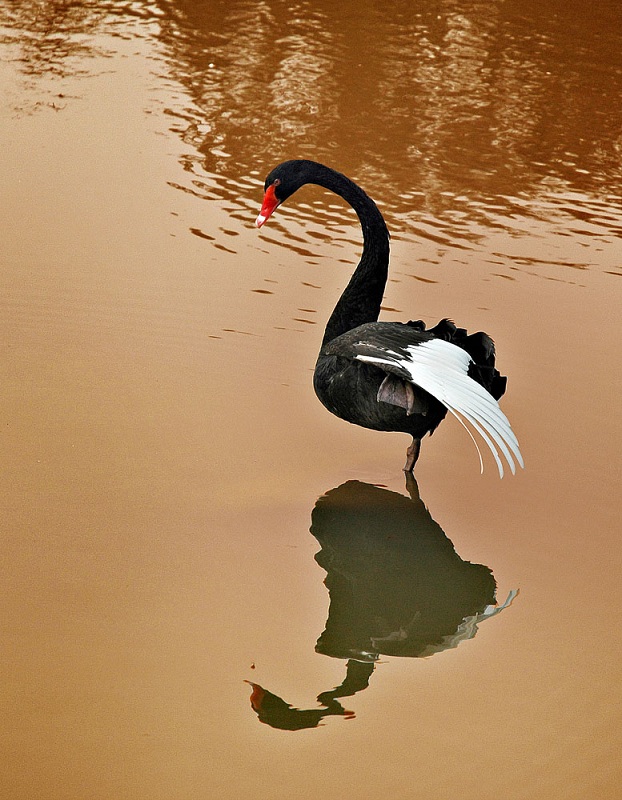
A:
[256,160,523,477]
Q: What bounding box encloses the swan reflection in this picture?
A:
[247,478,517,730]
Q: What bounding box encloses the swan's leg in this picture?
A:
[404,472,421,502]
[403,437,421,473]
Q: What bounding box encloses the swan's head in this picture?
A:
[255,160,319,227]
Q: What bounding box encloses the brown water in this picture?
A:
[1,1,621,798]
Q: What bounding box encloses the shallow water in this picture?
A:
[1,1,621,798]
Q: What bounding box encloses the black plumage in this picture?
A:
[256,160,522,476]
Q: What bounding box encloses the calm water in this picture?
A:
[1,1,621,798]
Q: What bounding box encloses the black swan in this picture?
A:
[256,160,523,477]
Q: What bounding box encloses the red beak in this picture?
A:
[255,183,280,228]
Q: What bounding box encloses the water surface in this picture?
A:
[1,1,621,798]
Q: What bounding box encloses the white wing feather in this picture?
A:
[356,338,524,478]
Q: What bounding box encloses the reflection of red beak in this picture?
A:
[244,680,266,711]
[255,183,280,228]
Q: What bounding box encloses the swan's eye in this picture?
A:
[272,178,281,187]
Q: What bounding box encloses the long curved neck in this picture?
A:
[308,166,390,347]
